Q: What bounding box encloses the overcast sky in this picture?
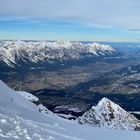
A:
[0,0,140,41]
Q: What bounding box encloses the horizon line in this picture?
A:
[0,39,140,43]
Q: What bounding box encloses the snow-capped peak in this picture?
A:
[97,97,123,112]
[78,97,140,130]
[56,40,73,48]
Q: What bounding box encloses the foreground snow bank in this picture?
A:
[0,80,140,140]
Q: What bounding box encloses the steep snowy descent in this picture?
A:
[1,80,140,140]
[17,91,39,102]
[0,40,117,68]
[78,97,140,130]
[17,91,52,114]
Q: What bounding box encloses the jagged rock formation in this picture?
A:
[77,98,140,130]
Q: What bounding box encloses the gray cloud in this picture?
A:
[0,0,140,29]
[129,29,140,32]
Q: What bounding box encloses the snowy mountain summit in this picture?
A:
[78,97,140,130]
[0,40,117,68]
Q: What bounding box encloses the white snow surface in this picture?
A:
[0,80,140,140]
[0,40,116,67]
[17,91,39,102]
[55,106,81,113]
[17,91,51,114]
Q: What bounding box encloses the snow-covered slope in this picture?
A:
[1,80,140,140]
[17,91,39,102]
[17,91,52,114]
[0,40,116,68]
[78,98,140,130]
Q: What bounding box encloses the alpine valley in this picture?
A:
[1,0,140,139]
[1,40,140,139]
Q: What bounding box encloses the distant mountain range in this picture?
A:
[0,40,117,69]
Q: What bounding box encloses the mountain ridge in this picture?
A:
[0,40,117,68]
